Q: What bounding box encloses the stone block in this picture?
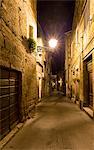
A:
[0,47,10,64]
[0,31,4,48]
[4,37,13,51]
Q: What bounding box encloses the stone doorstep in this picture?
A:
[0,123,24,150]
[83,107,93,118]
[74,100,93,119]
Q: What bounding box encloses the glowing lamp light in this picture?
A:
[48,38,58,48]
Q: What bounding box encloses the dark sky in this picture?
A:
[37,0,75,74]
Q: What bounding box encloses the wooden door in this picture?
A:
[0,67,20,140]
[88,71,93,108]
[87,61,93,108]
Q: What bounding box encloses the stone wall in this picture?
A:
[70,0,94,112]
[0,0,38,121]
[65,31,72,97]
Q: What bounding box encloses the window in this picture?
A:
[37,46,42,52]
[29,25,33,38]
[84,0,90,30]
[39,53,42,57]
[76,29,79,44]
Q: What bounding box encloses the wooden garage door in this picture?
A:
[0,67,20,140]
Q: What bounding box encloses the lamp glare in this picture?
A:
[49,39,58,48]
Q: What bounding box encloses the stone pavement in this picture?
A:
[2,96,94,150]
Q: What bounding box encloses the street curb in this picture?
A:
[83,107,93,119]
[0,123,24,150]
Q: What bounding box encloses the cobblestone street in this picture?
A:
[2,96,94,150]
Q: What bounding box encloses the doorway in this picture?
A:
[87,60,93,108]
[0,67,21,140]
[83,55,93,109]
[39,78,42,99]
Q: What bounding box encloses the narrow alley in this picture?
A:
[1,0,94,149]
[2,96,94,150]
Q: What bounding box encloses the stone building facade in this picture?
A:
[37,37,52,99]
[42,50,52,97]
[65,31,72,97]
[37,37,45,99]
[37,23,53,98]
[44,50,52,96]
[0,0,38,140]
[65,0,94,117]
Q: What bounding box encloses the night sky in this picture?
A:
[37,0,75,74]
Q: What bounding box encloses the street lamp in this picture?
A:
[37,38,58,52]
[48,38,58,48]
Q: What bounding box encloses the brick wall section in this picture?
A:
[0,0,38,121]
